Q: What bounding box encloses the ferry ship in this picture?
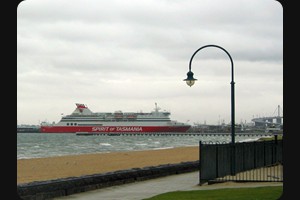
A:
[40,103,191,133]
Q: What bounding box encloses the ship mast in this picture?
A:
[154,102,161,113]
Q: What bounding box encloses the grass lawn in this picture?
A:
[142,186,283,200]
[258,135,283,141]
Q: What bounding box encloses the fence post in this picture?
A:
[231,143,236,175]
[199,141,202,185]
[264,140,266,166]
[254,141,256,168]
[274,134,278,163]
[216,143,218,178]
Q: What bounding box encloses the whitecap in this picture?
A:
[135,143,148,146]
[99,143,112,146]
[238,138,260,143]
[153,146,174,150]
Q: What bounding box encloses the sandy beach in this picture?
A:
[17,146,199,184]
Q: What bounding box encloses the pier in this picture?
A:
[75,132,281,137]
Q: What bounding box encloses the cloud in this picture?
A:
[17,0,283,125]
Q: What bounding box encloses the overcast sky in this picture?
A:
[17,0,283,126]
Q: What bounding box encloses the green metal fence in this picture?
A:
[199,139,283,185]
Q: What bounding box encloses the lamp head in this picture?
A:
[183,71,197,87]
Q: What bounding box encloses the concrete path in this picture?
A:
[53,171,282,200]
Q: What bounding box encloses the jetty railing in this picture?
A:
[199,139,283,184]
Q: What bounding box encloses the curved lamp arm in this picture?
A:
[184,44,234,86]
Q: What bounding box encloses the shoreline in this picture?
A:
[17,146,183,160]
[17,146,199,184]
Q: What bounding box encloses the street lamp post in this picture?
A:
[184,44,236,174]
[184,44,235,144]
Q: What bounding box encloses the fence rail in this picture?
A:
[199,139,283,184]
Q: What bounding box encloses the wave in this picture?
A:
[238,138,260,143]
[135,143,148,146]
[99,143,112,146]
[152,146,174,150]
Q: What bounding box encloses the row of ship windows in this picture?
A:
[61,118,170,122]
[62,119,171,122]
[67,123,77,126]
[65,123,102,126]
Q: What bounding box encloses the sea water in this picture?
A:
[17,133,262,159]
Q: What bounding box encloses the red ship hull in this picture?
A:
[40,126,190,133]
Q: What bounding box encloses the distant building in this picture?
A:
[17,124,41,133]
